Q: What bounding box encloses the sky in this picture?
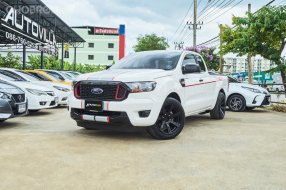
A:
[42,0,285,54]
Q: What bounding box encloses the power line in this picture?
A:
[196,0,276,47]
[204,0,245,25]
[170,1,194,43]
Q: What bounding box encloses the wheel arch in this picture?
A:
[167,92,181,103]
[227,93,246,104]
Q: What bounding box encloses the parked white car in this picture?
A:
[0,71,58,112]
[0,68,71,105]
[227,77,271,111]
[69,50,229,140]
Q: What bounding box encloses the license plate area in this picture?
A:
[85,101,103,112]
[18,104,26,113]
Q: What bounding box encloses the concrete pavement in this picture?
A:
[0,108,285,190]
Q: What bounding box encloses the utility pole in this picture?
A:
[187,0,203,47]
[219,24,224,73]
[193,0,198,47]
[247,3,253,84]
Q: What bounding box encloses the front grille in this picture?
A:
[75,81,129,101]
[12,94,25,103]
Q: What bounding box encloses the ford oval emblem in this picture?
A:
[91,88,104,95]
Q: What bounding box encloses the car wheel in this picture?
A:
[246,107,256,111]
[147,97,185,140]
[228,94,246,112]
[0,120,6,123]
[210,92,226,120]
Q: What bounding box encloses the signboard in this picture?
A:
[88,27,119,35]
[0,7,58,55]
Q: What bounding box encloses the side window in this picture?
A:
[182,54,196,66]
[195,55,206,72]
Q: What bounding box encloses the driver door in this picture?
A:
[182,54,206,114]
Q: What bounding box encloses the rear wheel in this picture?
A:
[210,92,226,120]
[147,98,185,140]
[228,94,246,112]
[0,120,6,123]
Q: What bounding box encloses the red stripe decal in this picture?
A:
[106,102,110,110]
[184,81,217,87]
[107,117,110,123]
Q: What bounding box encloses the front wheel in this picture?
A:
[227,94,246,112]
[147,97,185,140]
[210,92,226,120]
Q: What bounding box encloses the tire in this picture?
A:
[147,97,185,140]
[246,107,256,111]
[0,120,6,123]
[210,92,226,120]
[227,94,246,112]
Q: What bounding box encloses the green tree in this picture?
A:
[133,33,169,52]
[221,5,286,90]
[0,52,21,69]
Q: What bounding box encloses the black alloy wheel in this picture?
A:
[147,97,185,140]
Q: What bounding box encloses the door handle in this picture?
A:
[199,79,204,82]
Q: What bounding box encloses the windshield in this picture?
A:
[228,77,240,83]
[0,70,26,81]
[15,71,41,82]
[61,72,73,80]
[111,52,182,70]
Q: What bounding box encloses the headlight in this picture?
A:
[53,86,70,92]
[241,86,262,93]
[26,88,47,96]
[0,92,12,100]
[125,82,157,93]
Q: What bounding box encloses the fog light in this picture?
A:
[139,110,151,118]
[40,102,47,106]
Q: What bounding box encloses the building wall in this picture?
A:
[59,26,124,66]
[223,55,275,74]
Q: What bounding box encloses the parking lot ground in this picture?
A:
[0,108,285,190]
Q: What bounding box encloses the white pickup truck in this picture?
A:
[69,50,229,140]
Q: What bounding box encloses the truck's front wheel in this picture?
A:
[147,98,185,140]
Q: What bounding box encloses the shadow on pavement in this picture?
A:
[75,128,152,141]
[27,111,52,117]
[0,121,22,130]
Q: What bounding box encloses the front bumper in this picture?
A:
[0,100,28,120]
[69,93,164,127]
[28,95,59,110]
[71,109,134,129]
[247,94,271,107]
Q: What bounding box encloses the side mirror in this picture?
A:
[106,64,112,70]
[182,64,201,74]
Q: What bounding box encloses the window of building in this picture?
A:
[108,55,114,61]
[88,55,94,60]
[108,43,114,48]
[89,43,94,48]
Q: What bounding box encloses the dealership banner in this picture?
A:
[0,6,58,56]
